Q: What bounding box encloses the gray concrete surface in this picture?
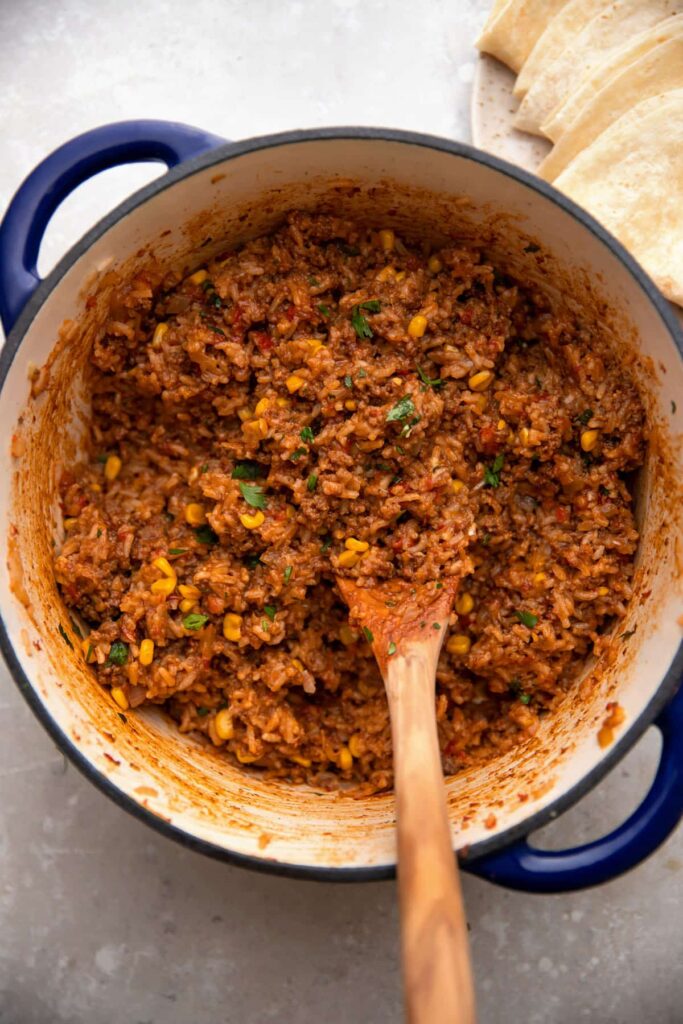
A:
[0,1,681,1021]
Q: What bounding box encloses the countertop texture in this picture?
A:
[0,1,681,1021]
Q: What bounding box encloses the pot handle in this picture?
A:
[465,686,683,893]
[0,119,226,334]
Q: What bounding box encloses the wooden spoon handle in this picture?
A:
[385,646,476,1024]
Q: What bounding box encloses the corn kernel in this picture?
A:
[468,370,494,392]
[455,593,474,615]
[473,394,488,412]
[377,266,397,283]
[184,503,206,527]
[344,399,357,411]
[254,397,271,416]
[428,255,443,273]
[339,746,353,771]
[339,625,356,646]
[305,338,324,354]
[276,397,290,408]
[64,517,78,530]
[291,657,304,671]
[348,734,364,758]
[237,407,253,422]
[239,510,264,530]
[379,229,395,251]
[152,322,168,346]
[286,373,306,393]
[395,271,406,282]
[215,708,234,740]
[497,419,507,431]
[338,549,360,569]
[126,661,139,686]
[222,613,242,644]
[408,314,428,339]
[450,480,466,494]
[345,537,369,553]
[139,639,154,666]
[104,454,122,482]
[151,576,176,596]
[90,483,102,492]
[534,572,547,584]
[581,429,599,452]
[178,584,200,599]
[180,598,197,613]
[447,634,471,656]
[519,427,530,446]
[111,686,129,710]
[290,755,311,767]
[189,269,208,285]
[597,586,609,597]
[241,417,268,441]
[153,556,175,578]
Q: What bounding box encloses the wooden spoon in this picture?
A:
[337,576,476,1024]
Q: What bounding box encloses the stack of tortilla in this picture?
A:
[477,1,683,306]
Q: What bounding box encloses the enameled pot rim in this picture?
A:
[1,126,682,881]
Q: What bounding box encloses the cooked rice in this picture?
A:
[54,211,645,794]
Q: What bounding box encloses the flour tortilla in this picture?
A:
[514,0,679,137]
[476,0,569,73]
[554,89,683,306]
[539,33,683,180]
[513,0,609,99]
[542,13,683,141]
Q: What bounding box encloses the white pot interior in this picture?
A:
[2,135,681,872]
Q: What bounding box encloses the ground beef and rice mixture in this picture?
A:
[54,212,645,794]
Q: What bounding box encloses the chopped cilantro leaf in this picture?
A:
[168,548,187,555]
[245,554,262,569]
[284,566,293,583]
[519,693,532,705]
[107,640,128,665]
[386,395,415,423]
[484,454,504,488]
[481,532,492,546]
[417,365,444,390]
[70,619,83,639]
[351,301,381,339]
[195,524,218,545]
[357,368,367,378]
[307,473,318,492]
[231,460,263,480]
[261,619,269,632]
[308,276,320,286]
[321,536,332,552]
[577,409,593,425]
[343,375,353,389]
[264,604,277,621]
[58,623,73,649]
[362,626,374,644]
[318,303,331,317]
[197,706,210,716]
[339,242,360,256]
[183,613,209,631]
[290,447,307,462]
[300,426,315,443]
[239,481,267,509]
[400,416,421,438]
[388,641,397,656]
[515,610,538,628]
[432,622,441,630]
[96,453,108,464]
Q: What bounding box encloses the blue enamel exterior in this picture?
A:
[0,119,680,892]
[0,119,224,333]
[467,685,683,892]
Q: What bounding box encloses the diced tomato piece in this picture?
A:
[253,332,273,352]
[479,425,500,456]
[555,505,569,523]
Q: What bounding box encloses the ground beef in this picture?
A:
[54,211,645,794]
